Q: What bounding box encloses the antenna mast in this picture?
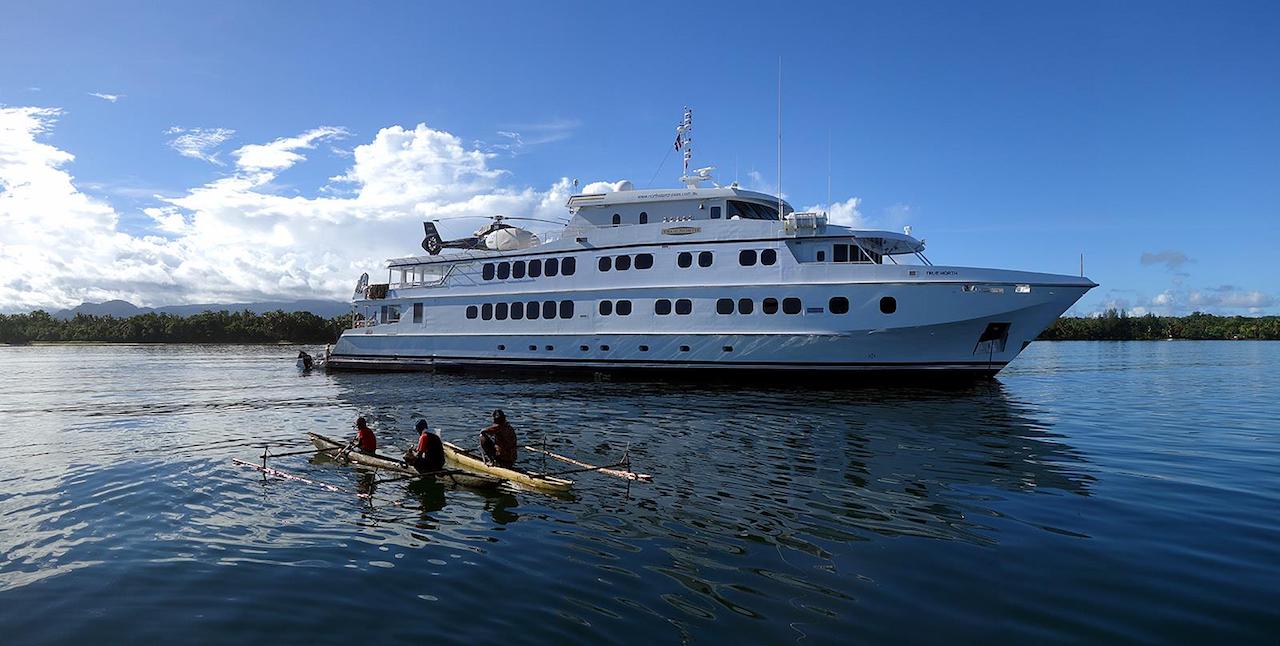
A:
[777,58,783,222]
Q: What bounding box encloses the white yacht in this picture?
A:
[327,112,1095,378]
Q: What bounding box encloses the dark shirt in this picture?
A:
[415,432,445,471]
[481,422,518,466]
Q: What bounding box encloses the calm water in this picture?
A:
[1,342,1277,643]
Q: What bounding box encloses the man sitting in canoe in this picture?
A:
[405,420,445,473]
[352,416,377,454]
[479,409,518,468]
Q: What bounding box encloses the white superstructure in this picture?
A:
[327,114,1095,378]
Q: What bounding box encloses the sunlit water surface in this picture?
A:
[1,342,1277,643]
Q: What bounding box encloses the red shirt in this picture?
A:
[356,427,376,453]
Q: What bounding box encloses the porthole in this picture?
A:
[528,259,542,278]
[639,211,648,224]
[639,345,649,352]
[829,297,849,314]
[880,296,897,314]
[698,251,713,267]
[482,263,495,280]
[580,345,589,351]
[559,300,574,319]
[679,345,690,352]
[562,257,576,275]
[762,298,779,315]
[675,299,692,315]
[655,299,672,315]
[466,305,479,319]
[782,298,802,315]
[526,301,540,320]
[761,249,777,265]
[545,257,560,276]
[616,300,632,316]
[616,255,631,271]
[512,261,526,279]
[599,300,613,316]
[542,301,556,319]
[600,345,610,351]
[497,344,506,351]
[738,298,753,315]
[635,253,653,270]
[545,345,554,351]
[528,345,537,351]
[511,302,524,320]
[495,302,509,320]
[482,303,493,320]
[598,256,612,272]
[497,262,511,280]
[723,346,733,352]
[677,252,693,268]
[612,213,621,225]
[739,249,758,266]
[716,298,734,315]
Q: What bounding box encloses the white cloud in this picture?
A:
[89,92,122,103]
[1092,285,1278,316]
[0,105,581,312]
[802,197,866,227]
[166,127,236,165]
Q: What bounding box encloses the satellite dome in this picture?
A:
[615,180,634,191]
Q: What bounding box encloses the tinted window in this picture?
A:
[829,297,849,314]
[612,213,621,225]
[816,250,826,262]
[738,298,753,315]
[481,303,493,320]
[562,257,576,275]
[710,206,721,219]
[698,251,713,267]
[762,298,779,315]
[466,305,478,319]
[528,259,542,277]
[526,300,540,320]
[739,249,757,266]
[675,299,692,315]
[761,249,777,265]
[495,302,508,320]
[496,262,510,279]
[635,253,653,270]
[616,255,631,271]
[616,300,632,316]
[482,263,495,280]
[880,296,897,314]
[542,301,556,319]
[413,302,424,323]
[655,299,672,315]
[599,300,613,316]
[834,244,849,263]
[559,300,574,319]
[677,252,693,268]
[639,211,648,224]
[716,298,734,315]
[511,301,524,320]
[783,298,802,315]
[545,257,559,276]
[512,261,526,279]
[598,256,612,272]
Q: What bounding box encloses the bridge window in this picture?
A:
[559,300,574,319]
[782,298,802,315]
[512,261,526,279]
[616,300,632,315]
[466,305,478,319]
[496,262,510,280]
[599,300,613,316]
[727,200,781,220]
[738,298,753,315]
[563,257,577,275]
[675,299,692,315]
[413,303,424,323]
[762,298,779,315]
[761,249,777,266]
[612,213,621,225]
[880,296,897,314]
[599,256,612,272]
[829,297,849,314]
[482,303,493,320]
[616,255,631,271]
[655,299,672,315]
[495,302,509,320]
[639,211,648,224]
[677,252,692,268]
[635,253,653,270]
[528,259,542,278]
[833,244,848,263]
[545,257,560,276]
[482,263,495,280]
[698,251,713,267]
[716,298,733,315]
[710,206,721,219]
[542,301,556,319]
[511,301,525,320]
[739,249,757,266]
[526,300,540,320]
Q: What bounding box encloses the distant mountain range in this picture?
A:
[53,299,351,320]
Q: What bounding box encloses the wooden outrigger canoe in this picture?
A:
[308,432,502,489]
[442,441,574,494]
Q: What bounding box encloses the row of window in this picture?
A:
[482,257,577,281]
[738,249,778,267]
[598,300,633,316]
[677,251,715,268]
[611,212,651,225]
[495,343,726,353]
[466,300,575,321]
[714,296,896,315]
[598,253,654,272]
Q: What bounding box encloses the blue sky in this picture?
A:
[1,0,1277,314]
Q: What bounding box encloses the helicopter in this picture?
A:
[420,215,566,255]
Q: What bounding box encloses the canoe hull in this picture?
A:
[441,441,573,493]
[308,432,501,489]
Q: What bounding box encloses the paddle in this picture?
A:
[262,446,346,459]
[334,439,356,463]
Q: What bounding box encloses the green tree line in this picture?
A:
[1039,309,1280,340]
[0,310,353,345]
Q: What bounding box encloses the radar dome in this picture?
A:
[615,180,634,191]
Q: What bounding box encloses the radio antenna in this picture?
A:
[777,57,783,222]
[826,128,832,214]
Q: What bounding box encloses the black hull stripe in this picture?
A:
[327,352,1009,369]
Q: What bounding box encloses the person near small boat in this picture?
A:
[353,416,377,454]
[405,420,445,473]
[479,409,518,468]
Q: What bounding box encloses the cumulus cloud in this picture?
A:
[1140,250,1191,271]
[89,92,123,103]
[165,127,236,164]
[802,197,866,227]
[1095,285,1278,316]
[0,106,579,312]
